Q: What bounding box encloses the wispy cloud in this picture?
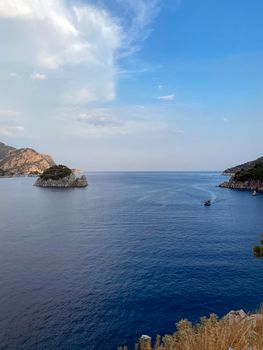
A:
[0,108,24,136]
[30,72,47,80]
[114,0,161,55]
[0,0,160,106]
[78,113,122,127]
[158,94,175,101]
[0,110,20,117]
[0,1,122,103]
[64,104,185,139]
[0,126,24,136]
[9,72,20,79]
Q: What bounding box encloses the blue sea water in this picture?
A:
[1,172,263,350]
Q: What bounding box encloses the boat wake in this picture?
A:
[191,184,217,203]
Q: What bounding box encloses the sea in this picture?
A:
[1,172,263,350]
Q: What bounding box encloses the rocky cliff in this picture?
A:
[0,142,55,176]
[219,178,263,192]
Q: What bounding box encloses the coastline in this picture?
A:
[219,179,263,192]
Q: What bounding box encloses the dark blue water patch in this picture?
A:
[0,172,263,350]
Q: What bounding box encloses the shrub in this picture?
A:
[119,311,263,350]
[234,162,263,182]
[40,165,72,180]
[253,245,263,257]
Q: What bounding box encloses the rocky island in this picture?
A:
[0,141,55,176]
[219,160,263,192]
[34,165,88,188]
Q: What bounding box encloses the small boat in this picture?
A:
[252,190,257,196]
[203,199,211,206]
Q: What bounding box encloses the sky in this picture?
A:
[0,0,262,171]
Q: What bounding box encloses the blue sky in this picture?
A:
[0,0,262,170]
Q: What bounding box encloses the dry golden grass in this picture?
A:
[119,310,263,350]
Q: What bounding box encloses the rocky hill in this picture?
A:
[223,156,263,175]
[0,142,55,176]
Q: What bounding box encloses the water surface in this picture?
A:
[0,172,263,349]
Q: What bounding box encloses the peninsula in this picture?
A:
[223,156,263,176]
[219,158,263,192]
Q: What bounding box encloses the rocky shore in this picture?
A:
[219,179,263,192]
[34,173,88,188]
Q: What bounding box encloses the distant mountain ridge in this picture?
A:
[0,142,55,176]
[223,156,263,175]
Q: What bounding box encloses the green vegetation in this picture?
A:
[234,162,263,182]
[253,233,263,257]
[119,312,263,350]
[40,165,72,180]
[253,246,263,257]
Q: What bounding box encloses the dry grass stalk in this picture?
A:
[118,310,263,350]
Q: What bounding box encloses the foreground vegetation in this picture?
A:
[253,233,263,257]
[119,311,263,350]
[234,162,263,182]
[40,165,72,180]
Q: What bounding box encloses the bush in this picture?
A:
[119,312,263,350]
[253,245,263,257]
[40,165,72,180]
[234,162,263,182]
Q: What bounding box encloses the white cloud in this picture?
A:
[0,0,122,103]
[114,0,160,55]
[0,107,23,136]
[65,104,184,139]
[0,125,24,136]
[0,110,20,117]
[9,72,20,78]
[0,0,159,104]
[223,117,228,122]
[78,113,122,127]
[158,94,175,101]
[30,72,47,80]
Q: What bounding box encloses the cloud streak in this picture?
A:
[0,110,20,117]
[30,72,47,80]
[78,113,122,127]
[158,94,175,101]
[0,126,24,136]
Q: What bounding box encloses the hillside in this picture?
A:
[0,142,55,176]
[223,156,263,175]
[0,142,16,161]
[219,162,263,192]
